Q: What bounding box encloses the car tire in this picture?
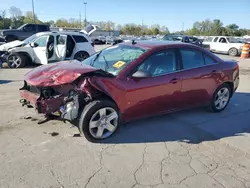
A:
[5,35,18,43]
[78,100,121,142]
[209,83,232,113]
[74,51,89,61]
[228,48,238,56]
[7,53,27,68]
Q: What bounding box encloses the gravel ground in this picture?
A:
[1,46,250,188]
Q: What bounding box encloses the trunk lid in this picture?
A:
[80,24,98,36]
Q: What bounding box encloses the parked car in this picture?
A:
[0,24,50,43]
[106,36,123,45]
[1,31,95,68]
[162,34,203,47]
[202,36,245,56]
[0,36,5,45]
[19,41,239,142]
[92,36,106,44]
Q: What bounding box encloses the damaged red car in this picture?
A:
[20,41,239,141]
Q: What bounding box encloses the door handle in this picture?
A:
[170,78,178,84]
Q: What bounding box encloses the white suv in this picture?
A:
[202,36,244,56]
[1,31,96,68]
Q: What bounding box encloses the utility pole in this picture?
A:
[32,0,36,23]
[79,12,82,28]
[84,2,87,27]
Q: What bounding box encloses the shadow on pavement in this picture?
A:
[0,80,13,84]
[101,92,250,144]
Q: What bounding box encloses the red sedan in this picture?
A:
[20,41,240,142]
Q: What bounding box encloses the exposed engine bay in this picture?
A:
[19,73,110,124]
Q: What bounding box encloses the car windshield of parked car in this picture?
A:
[163,35,182,41]
[23,34,39,44]
[226,37,241,43]
[81,44,147,76]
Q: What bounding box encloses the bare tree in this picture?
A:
[9,6,22,20]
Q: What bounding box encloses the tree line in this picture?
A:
[0,6,249,36]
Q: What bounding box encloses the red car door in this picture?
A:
[178,48,221,107]
[121,49,183,121]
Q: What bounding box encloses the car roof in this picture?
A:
[164,34,194,37]
[34,31,89,37]
[122,40,193,49]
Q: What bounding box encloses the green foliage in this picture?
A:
[183,19,248,36]
[23,11,42,24]
[0,6,249,37]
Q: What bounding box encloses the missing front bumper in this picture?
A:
[20,89,82,122]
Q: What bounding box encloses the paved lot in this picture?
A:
[1,47,250,188]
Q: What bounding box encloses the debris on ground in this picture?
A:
[0,62,9,68]
[73,133,81,137]
[24,116,32,120]
[2,62,9,68]
[49,132,59,137]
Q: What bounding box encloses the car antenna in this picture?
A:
[132,40,137,45]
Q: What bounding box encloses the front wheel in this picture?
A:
[78,100,120,142]
[209,84,231,112]
[7,53,26,68]
[74,51,89,61]
[228,48,238,56]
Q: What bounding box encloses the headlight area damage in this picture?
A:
[19,73,106,124]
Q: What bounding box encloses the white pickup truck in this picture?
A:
[203,36,244,56]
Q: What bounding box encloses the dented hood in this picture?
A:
[0,40,24,51]
[24,60,98,87]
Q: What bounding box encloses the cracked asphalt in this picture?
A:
[1,47,250,188]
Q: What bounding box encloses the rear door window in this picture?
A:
[180,49,205,69]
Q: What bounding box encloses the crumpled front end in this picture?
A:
[19,79,92,122]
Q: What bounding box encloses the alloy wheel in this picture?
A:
[214,87,230,110]
[8,55,21,68]
[75,52,89,61]
[89,107,118,139]
[229,48,237,56]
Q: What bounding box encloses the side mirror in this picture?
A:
[30,42,38,48]
[132,70,151,78]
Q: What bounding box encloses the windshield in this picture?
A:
[82,45,147,76]
[23,34,39,44]
[226,37,241,43]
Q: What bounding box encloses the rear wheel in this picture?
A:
[228,48,238,56]
[7,53,27,68]
[209,84,231,112]
[74,51,89,61]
